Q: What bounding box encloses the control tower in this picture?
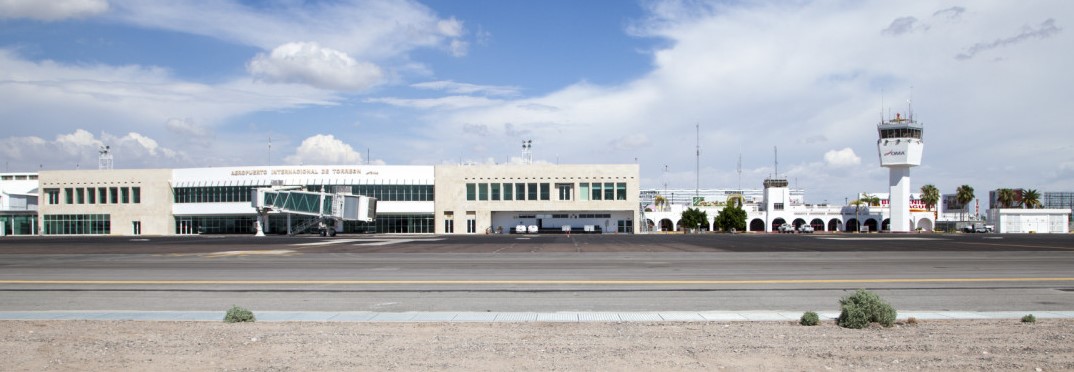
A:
[877,112,923,232]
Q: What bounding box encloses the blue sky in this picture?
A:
[1,0,1072,205]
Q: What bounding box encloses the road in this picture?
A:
[1,233,1072,312]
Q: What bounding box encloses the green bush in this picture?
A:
[224,305,256,323]
[1021,314,1036,324]
[799,311,820,326]
[837,289,896,329]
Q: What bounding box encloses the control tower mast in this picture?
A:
[877,109,924,232]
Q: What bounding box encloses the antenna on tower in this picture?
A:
[908,85,914,121]
[98,145,113,170]
[521,140,533,164]
[773,146,778,178]
[695,123,700,198]
[268,136,272,165]
[736,153,742,192]
[880,88,885,122]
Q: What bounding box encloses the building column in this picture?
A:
[889,166,911,232]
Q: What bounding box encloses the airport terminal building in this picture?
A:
[25,163,640,236]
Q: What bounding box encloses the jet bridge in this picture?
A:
[251,186,376,236]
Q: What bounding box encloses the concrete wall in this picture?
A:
[434,164,640,234]
[38,169,173,236]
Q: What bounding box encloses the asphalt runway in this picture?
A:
[1,233,1072,312]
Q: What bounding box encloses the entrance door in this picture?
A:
[132,221,142,235]
[178,218,193,235]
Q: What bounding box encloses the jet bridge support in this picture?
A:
[251,186,377,237]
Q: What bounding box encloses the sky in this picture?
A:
[1,0,1072,205]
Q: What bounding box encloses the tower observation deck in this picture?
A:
[877,112,924,232]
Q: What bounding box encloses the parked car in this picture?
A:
[962,223,993,233]
[778,223,796,233]
[798,225,815,233]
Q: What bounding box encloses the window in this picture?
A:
[774,202,784,210]
[76,188,85,204]
[491,183,501,201]
[616,183,627,201]
[45,189,60,205]
[604,182,614,200]
[503,183,513,201]
[99,188,108,204]
[527,183,538,200]
[540,183,550,200]
[87,189,95,204]
[591,183,602,200]
[121,187,130,203]
[580,183,589,201]
[109,187,119,204]
[64,188,73,204]
[478,183,488,201]
[558,183,573,200]
[466,183,476,201]
[132,187,141,204]
[515,183,526,201]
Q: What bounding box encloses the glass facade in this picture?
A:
[175,216,257,234]
[43,214,110,235]
[349,185,433,201]
[0,215,36,235]
[174,186,256,203]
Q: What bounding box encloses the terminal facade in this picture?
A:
[13,163,640,236]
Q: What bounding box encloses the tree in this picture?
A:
[955,184,975,220]
[860,194,881,207]
[654,195,667,211]
[680,207,708,233]
[714,204,747,232]
[920,184,940,219]
[996,188,1016,208]
[1022,189,1042,209]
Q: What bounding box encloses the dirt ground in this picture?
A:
[2,319,1072,371]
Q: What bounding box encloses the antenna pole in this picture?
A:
[695,123,700,198]
[737,154,742,192]
[773,146,778,177]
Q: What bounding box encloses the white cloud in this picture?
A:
[366,96,503,110]
[106,1,466,61]
[377,2,1074,203]
[284,134,363,165]
[0,129,185,170]
[824,148,862,168]
[410,80,519,96]
[165,118,213,145]
[438,17,464,37]
[248,42,383,91]
[0,0,108,21]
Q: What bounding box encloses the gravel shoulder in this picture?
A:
[2,319,1073,371]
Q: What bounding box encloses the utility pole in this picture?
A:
[695,123,700,199]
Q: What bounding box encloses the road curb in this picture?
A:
[1,310,1072,322]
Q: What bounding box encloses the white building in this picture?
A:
[27,163,639,236]
[987,208,1071,234]
[0,173,39,236]
[641,177,935,233]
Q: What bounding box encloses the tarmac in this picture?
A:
[2,310,1073,322]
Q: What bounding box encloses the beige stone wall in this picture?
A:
[38,169,173,236]
[434,164,640,234]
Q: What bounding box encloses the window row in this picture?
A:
[465,182,627,202]
[578,183,628,201]
[43,214,110,235]
[174,186,254,204]
[45,187,140,205]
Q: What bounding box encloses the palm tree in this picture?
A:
[654,195,667,212]
[1022,189,1042,209]
[955,184,975,221]
[996,188,1016,209]
[920,184,940,218]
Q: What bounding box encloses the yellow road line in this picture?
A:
[2,278,1074,285]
